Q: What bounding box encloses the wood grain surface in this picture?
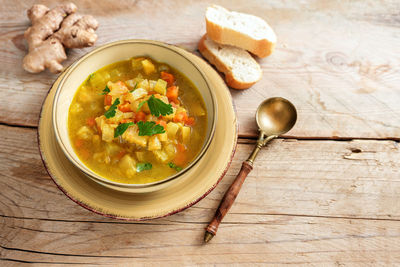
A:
[1,0,400,265]
[1,0,399,139]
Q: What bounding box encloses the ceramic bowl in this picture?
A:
[52,40,217,193]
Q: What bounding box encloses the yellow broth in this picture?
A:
[68,57,207,184]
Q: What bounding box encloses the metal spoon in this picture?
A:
[204,97,297,243]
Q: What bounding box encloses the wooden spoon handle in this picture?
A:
[205,161,253,240]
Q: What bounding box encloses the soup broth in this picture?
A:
[68,57,207,184]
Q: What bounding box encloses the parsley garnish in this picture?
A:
[104,98,120,118]
[129,82,138,93]
[114,122,134,138]
[168,162,183,172]
[101,85,110,95]
[136,100,146,111]
[88,73,95,80]
[137,162,152,172]
[147,95,173,116]
[137,121,165,136]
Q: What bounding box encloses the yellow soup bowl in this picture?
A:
[52,40,217,193]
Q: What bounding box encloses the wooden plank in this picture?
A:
[1,125,400,264]
[0,0,399,139]
[1,124,400,221]
[1,214,400,265]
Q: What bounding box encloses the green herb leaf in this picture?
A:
[168,162,183,172]
[101,85,110,95]
[136,100,146,111]
[129,82,138,93]
[114,122,134,138]
[147,95,173,116]
[104,98,120,119]
[137,162,152,172]
[88,73,95,80]
[137,121,165,136]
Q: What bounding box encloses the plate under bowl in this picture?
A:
[38,48,237,220]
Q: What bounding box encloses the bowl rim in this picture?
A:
[52,39,217,190]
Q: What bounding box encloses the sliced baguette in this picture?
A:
[198,34,262,89]
[206,5,276,58]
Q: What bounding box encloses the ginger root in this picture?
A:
[23,3,99,74]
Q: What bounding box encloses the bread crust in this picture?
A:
[206,18,275,58]
[198,34,259,90]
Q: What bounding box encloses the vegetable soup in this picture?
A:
[68,57,207,184]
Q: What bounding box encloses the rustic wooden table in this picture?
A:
[1,0,400,265]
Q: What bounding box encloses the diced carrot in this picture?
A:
[173,111,188,123]
[121,118,134,124]
[171,102,177,108]
[173,144,187,166]
[185,116,195,126]
[161,71,175,86]
[156,120,167,129]
[104,95,112,106]
[116,150,126,160]
[166,86,179,102]
[75,139,84,148]
[135,111,146,122]
[148,91,157,95]
[86,117,96,127]
[176,143,186,152]
[118,103,132,112]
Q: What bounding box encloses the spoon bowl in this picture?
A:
[256,97,297,136]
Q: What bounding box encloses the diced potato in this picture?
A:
[157,132,168,142]
[142,59,155,75]
[191,103,206,116]
[122,112,134,119]
[101,124,114,142]
[176,106,187,114]
[148,135,161,151]
[77,126,93,140]
[109,69,123,81]
[130,88,148,101]
[106,110,124,124]
[159,95,169,104]
[122,125,148,147]
[131,58,143,71]
[138,79,150,91]
[78,89,92,103]
[166,122,180,139]
[89,101,101,112]
[119,154,137,177]
[70,103,83,114]
[164,142,176,157]
[153,150,168,163]
[89,73,106,89]
[108,81,128,97]
[105,142,122,155]
[126,78,142,89]
[93,152,111,164]
[135,151,147,162]
[145,115,158,122]
[149,80,157,90]
[154,79,167,95]
[163,107,176,120]
[181,126,191,143]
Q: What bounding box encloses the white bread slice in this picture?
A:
[198,34,262,89]
[206,5,276,58]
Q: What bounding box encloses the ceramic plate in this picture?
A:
[38,44,237,220]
